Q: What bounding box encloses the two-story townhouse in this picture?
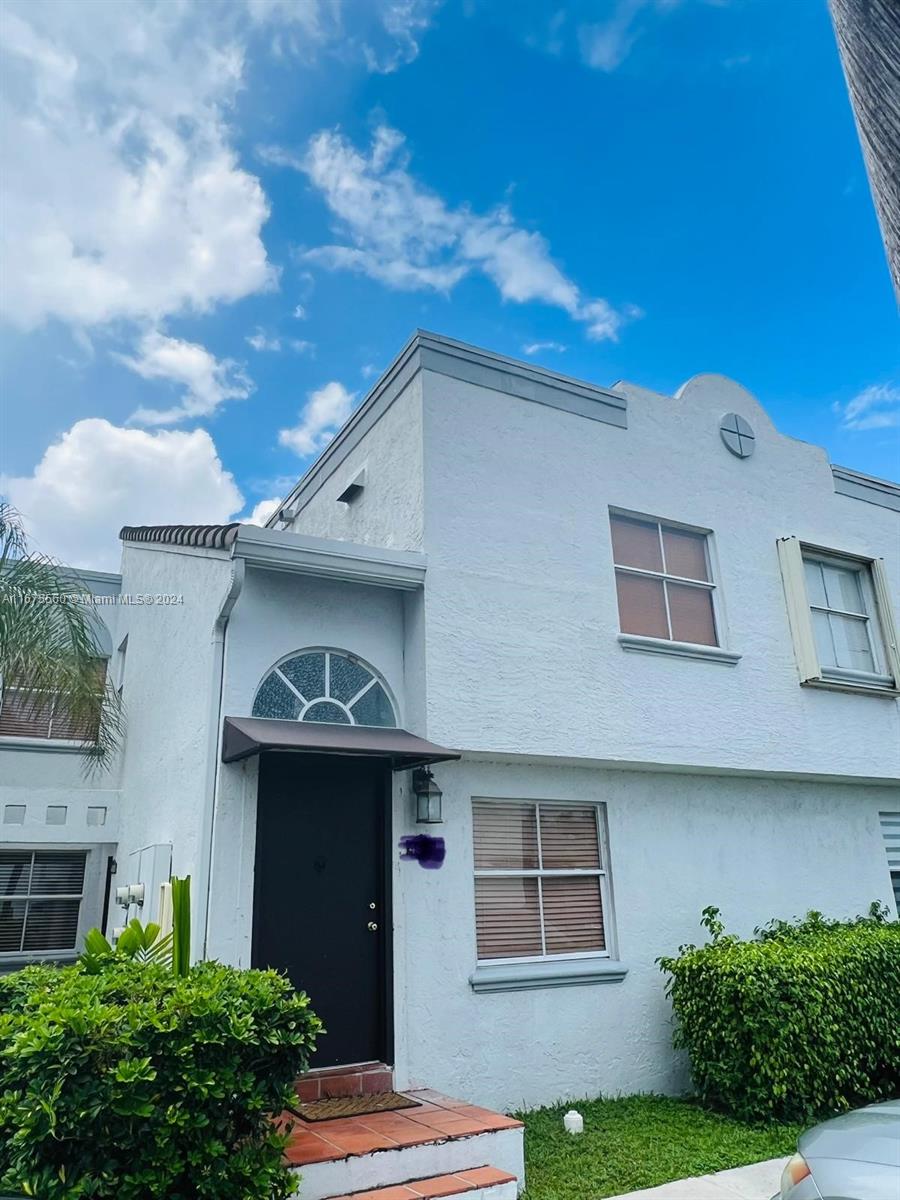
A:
[4,334,899,1129]
[1,569,122,971]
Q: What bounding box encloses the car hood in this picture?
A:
[799,1100,900,1169]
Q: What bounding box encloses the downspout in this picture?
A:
[197,556,245,960]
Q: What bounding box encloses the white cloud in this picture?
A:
[247,328,282,352]
[833,383,900,432]
[577,0,726,72]
[579,0,646,71]
[279,381,357,456]
[522,341,568,355]
[0,1,442,334]
[293,303,308,319]
[245,497,282,526]
[117,331,253,425]
[365,0,441,73]
[246,0,438,72]
[0,1,277,332]
[294,124,637,341]
[245,327,314,355]
[2,419,244,570]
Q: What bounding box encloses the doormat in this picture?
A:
[293,1091,421,1122]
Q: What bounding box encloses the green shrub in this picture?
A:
[659,905,900,1123]
[0,959,321,1199]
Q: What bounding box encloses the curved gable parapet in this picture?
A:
[674,373,778,438]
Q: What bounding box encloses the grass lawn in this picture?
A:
[515,1094,802,1200]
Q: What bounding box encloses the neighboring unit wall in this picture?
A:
[114,543,237,933]
[286,369,425,550]
[396,759,899,1111]
[0,569,122,963]
[418,367,900,780]
[0,569,124,838]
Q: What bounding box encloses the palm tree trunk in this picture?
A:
[829,0,900,302]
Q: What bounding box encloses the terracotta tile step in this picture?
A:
[327,1165,516,1198]
[279,1090,523,1167]
[296,1063,395,1101]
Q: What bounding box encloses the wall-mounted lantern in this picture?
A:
[412,767,443,824]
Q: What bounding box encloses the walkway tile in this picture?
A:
[604,1157,790,1200]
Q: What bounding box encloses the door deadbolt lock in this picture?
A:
[367,921,378,931]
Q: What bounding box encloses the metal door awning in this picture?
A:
[222,716,460,770]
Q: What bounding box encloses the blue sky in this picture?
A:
[1,0,897,569]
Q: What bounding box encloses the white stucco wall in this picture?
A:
[289,371,425,551]
[0,568,123,847]
[91,341,900,1114]
[395,758,898,1111]
[418,368,900,780]
[114,543,236,936]
[0,569,123,954]
[206,565,410,963]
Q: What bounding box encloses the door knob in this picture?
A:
[367,921,378,931]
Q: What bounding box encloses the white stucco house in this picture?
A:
[3,333,900,1134]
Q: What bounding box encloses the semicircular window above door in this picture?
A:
[251,650,397,727]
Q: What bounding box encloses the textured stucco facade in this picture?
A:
[4,332,899,1109]
[0,570,122,957]
[397,761,894,1109]
[417,365,899,779]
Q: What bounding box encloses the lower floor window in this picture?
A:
[473,799,610,961]
[0,849,87,956]
[881,812,900,918]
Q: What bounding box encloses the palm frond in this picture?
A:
[0,502,125,771]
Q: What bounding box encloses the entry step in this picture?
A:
[327,1166,517,1198]
[282,1088,525,1198]
[297,1062,395,1101]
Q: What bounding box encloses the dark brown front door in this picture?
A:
[252,752,391,1067]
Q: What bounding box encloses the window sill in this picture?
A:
[802,676,899,699]
[617,634,741,666]
[470,958,628,993]
[0,952,78,975]
[0,737,84,754]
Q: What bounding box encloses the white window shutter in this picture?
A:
[871,559,900,685]
[777,537,820,682]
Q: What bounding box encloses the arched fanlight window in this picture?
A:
[252,650,396,728]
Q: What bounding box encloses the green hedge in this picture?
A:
[0,960,321,1199]
[659,906,900,1123]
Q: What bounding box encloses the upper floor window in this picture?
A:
[804,554,882,675]
[778,538,900,695]
[252,649,396,727]
[0,661,107,742]
[610,512,718,647]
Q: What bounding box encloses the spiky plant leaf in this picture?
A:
[0,502,124,772]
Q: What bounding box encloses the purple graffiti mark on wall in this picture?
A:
[399,835,446,869]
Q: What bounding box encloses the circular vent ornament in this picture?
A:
[719,412,755,458]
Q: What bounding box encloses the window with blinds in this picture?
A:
[473,800,609,962]
[610,512,718,647]
[0,661,107,742]
[880,812,900,918]
[0,850,87,955]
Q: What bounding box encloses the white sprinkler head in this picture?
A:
[563,1110,584,1134]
